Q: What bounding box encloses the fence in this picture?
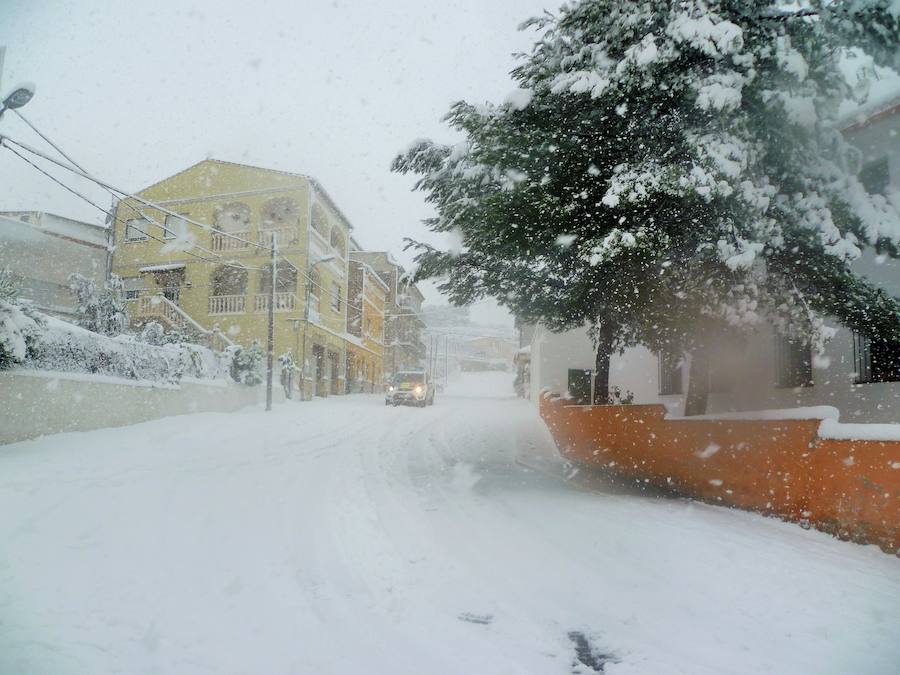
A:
[539,395,900,554]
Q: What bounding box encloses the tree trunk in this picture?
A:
[592,324,614,405]
[684,346,710,416]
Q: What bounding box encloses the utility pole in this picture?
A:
[265,232,277,411]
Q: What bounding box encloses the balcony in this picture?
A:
[258,227,300,247]
[209,294,246,315]
[211,230,252,252]
[255,292,296,313]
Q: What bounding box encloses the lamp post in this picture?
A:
[0,82,35,119]
[300,254,335,401]
[265,232,278,411]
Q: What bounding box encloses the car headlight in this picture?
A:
[388,386,394,392]
[414,385,424,395]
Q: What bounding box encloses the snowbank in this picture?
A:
[25,315,224,383]
[818,418,900,442]
[666,406,840,421]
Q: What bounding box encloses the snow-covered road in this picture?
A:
[2,372,899,675]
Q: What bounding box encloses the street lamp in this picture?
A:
[0,82,35,118]
[300,254,335,401]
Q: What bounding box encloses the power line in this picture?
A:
[0,134,274,254]
[0,124,256,270]
[2,143,109,213]
[1,144,256,271]
[2,130,442,322]
[12,109,89,173]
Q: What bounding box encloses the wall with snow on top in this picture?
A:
[0,370,278,445]
[540,395,900,554]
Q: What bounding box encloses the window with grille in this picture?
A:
[774,334,813,388]
[124,218,149,241]
[331,282,341,312]
[658,350,682,395]
[854,333,900,384]
[122,276,144,300]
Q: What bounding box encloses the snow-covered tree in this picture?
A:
[395,0,900,414]
[225,341,265,386]
[68,273,129,337]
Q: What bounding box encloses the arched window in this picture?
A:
[259,265,297,294]
[311,203,329,238]
[330,228,346,257]
[260,197,300,229]
[211,266,248,296]
[213,202,251,232]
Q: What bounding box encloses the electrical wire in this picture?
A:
[2,129,455,321]
[1,144,256,271]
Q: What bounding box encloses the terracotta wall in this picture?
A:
[540,395,900,554]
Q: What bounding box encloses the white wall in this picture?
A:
[0,370,281,446]
[534,323,899,423]
[0,213,109,317]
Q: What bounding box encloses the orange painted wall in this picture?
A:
[540,395,900,554]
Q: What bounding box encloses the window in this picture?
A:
[774,334,813,388]
[258,265,297,294]
[211,266,248,296]
[213,202,251,232]
[330,228,346,256]
[658,350,683,395]
[331,282,341,312]
[260,197,300,228]
[311,203,329,238]
[164,214,187,239]
[859,157,890,196]
[122,276,143,300]
[124,218,149,241]
[854,333,900,384]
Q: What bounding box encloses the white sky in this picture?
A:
[0,0,554,327]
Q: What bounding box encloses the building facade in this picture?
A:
[346,257,387,392]
[0,211,109,318]
[348,250,425,378]
[524,94,900,423]
[110,159,355,398]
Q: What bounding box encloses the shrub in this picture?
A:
[225,341,265,386]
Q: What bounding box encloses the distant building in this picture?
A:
[457,335,516,372]
[522,93,900,423]
[0,211,109,318]
[349,250,425,376]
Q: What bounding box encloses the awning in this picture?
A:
[139,263,186,273]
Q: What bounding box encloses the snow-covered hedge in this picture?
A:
[0,299,44,368]
[18,315,224,384]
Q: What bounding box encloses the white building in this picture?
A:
[0,211,110,318]
[526,94,900,423]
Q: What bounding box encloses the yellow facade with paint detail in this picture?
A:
[111,159,361,398]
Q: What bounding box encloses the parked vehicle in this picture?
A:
[385,371,435,407]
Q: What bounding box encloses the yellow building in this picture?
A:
[346,255,387,392]
[111,159,358,398]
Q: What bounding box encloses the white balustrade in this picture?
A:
[208,295,246,315]
[211,230,252,252]
[258,227,299,246]
[255,292,297,313]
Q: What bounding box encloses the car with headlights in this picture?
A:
[385,371,435,407]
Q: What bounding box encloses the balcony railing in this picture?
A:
[255,292,296,313]
[211,230,252,252]
[258,227,299,247]
[209,294,246,315]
